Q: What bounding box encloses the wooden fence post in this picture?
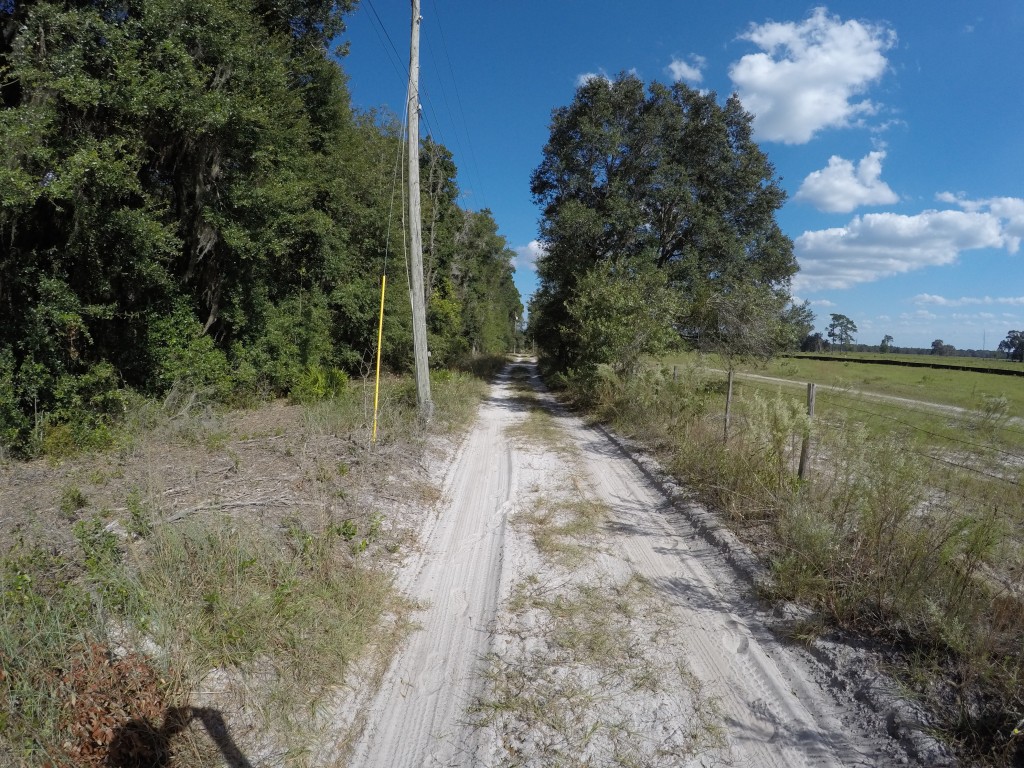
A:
[798,382,816,480]
[723,369,734,442]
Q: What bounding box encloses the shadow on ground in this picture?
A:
[106,707,253,768]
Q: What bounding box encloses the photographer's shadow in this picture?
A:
[107,706,253,768]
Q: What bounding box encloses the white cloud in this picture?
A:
[794,209,1010,291]
[899,310,938,321]
[575,70,612,88]
[795,151,899,212]
[913,294,1024,307]
[513,240,546,272]
[939,193,1024,250]
[951,312,998,321]
[729,7,896,144]
[667,54,706,83]
[810,298,836,307]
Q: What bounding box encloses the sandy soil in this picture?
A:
[348,362,922,767]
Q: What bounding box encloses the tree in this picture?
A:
[826,314,857,353]
[529,73,796,373]
[880,334,894,353]
[0,0,524,454]
[564,258,681,377]
[801,333,829,352]
[998,330,1024,361]
[780,301,816,351]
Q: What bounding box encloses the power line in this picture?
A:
[360,0,407,88]
[429,0,488,211]
[360,0,441,141]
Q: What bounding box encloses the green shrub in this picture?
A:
[289,364,350,404]
[0,348,29,456]
[148,304,232,400]
[59,485,88,518]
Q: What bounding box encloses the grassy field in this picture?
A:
[665,351,1024,417]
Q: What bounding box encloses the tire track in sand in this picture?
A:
[348,372,524,768]
[352,363,890,766]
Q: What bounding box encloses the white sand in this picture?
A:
[348,362,883,767]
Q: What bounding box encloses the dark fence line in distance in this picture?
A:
[782,354,1024,377]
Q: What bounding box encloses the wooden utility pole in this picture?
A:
[407,0,433,420]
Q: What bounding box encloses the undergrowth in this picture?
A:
[1,365,488,765]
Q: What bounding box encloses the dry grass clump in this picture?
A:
[503,366,576,453]
[518,494,607,566]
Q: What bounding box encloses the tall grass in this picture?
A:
[566,362,1024,765]
[0,542,99,762]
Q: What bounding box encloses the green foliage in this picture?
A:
[290,364,350,404]
[59,485,88,518]
[826,313,858,352]
[998,330,1024,361]
[0,542,97,758]
[564,259,681,377]
[0,0,522,456]
[126,489,154,538]
[147,304,232,399]
[691,283,797,367]
[0,349,28,454]
[140,520,392,679]
[577,358,1024,764]
[530,74,795,372]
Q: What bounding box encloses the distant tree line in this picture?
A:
[0,0,522,455]
[800,328,1015,359]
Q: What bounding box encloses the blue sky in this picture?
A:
[338,1,1024,351]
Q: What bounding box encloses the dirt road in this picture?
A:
[349,362,902,767]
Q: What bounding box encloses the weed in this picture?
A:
[520,496,607,565]
[204,430,230,451]
[568,360,1024,765]
[0,538,154,763]
[126,488,153,537]
[503,387,575,452]
[290,365,350,404]
[138,519,400,711]
[963,394,1011,437]
[73,517,142,616]
[476,576,725,766]
[59,484,89,518]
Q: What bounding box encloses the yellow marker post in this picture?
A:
[371,274,387,442]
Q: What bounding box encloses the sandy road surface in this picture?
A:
[349,363,894,767]
[347,371,520,767]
